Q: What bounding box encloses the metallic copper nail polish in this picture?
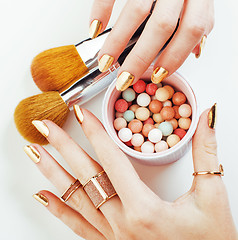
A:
[33,193,49,206]
[98,54,114,72]
[151,67,168,84]
[116,71,134,91]
[208,103,217,129]
[23,145,40,163]
[196,35,207,58]
[32,120,49,137]
[89,20,102,39]
[73,105,84,124]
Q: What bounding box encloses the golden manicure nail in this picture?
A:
[98,54,114,72]
[23,145,40,164]
[116,71,135,91]
[89,20,102,39]
[151,67,168,84]
[196,35,207,58]
[32,120,49,138]
[33,193,49,207]
[73,105,84,124]
[208,103,217,129]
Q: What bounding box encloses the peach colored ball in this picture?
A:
[155,87,170,102]
[149,100,163,113]
[142,124,155,137]
[173,106,181,119]
[134,146,141,152]
[153,113,164,123]
[167,134,180,147]
[163,85,175,99]
[160,106,175,120]
[144,117,154,125]
[128,119,143,133]
[114,117,127,131]
[178,104,192,118]
[168,118,178,130]
[178,117,191,130]
[135,107,150,121]
[131,133,144,147]
[115,111,124,118]
[129,104,140,113]
[172,92,187,106]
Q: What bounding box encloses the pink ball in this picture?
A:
[114,117,127,131]
[133,79,146,93]
[115,99,128,113]
[146,83,158,95]
[144,117,154,125]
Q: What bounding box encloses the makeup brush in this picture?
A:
[30,2,158,92]
[15,44,132,145]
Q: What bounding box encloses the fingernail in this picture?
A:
[98,54,114,72]
[116,71,134,91]
[32,120,49,138]
[33,193,49,206]
[89,20,102,39]
[73,105,84,124]
[151,67,168,84]
[23,145,40,163]
[208,103,217,129]
[196,35,207,58]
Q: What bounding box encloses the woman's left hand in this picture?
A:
[25,107,237,240]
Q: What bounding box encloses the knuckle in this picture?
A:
[70,193,85,212]
[130,0,151,16]
[152,13,177,35]
[130,51,150,68]
[203,139,217,156]
[185,21,206,39]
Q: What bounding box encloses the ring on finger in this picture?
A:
[61,179,82,202]
[83,171,117,209]
[193,164,224,177]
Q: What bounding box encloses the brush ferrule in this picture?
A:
[75,29,111,71]
[61,62,120,109]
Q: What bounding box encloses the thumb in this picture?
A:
[192,103,220,176]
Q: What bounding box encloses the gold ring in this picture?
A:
[193,164,224,176]
[83,171,117,209]
[61,179,82,202]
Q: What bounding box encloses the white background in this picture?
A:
[0,0,237,239]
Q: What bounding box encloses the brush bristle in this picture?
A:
[14,92,70,145]
[31,45,88,92]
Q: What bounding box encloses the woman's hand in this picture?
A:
[25,107,237,240]
[89,0,214,91]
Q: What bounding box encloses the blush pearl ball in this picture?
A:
[160,106,175,120]
[153,113,164,123]
[135,107,150,121]
[141,141,155,153]
[118,128,132,142]
[178,104,192,118]
[148,128,163,143]
[167,134,180,147]
[131,133,144,147]
[178,117,191,130]
[129,104,140,113]
[114,117,127,131]
[149,100,163,113]
[163,85,174,99]
[137,93,151,107]
[128,119,143,133]
[155,87,170,102]
[155,140,169,152]
[142,124,155,137]
[172,92,187,106]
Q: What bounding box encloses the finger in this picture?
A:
[74,106,158,206]
[115,0,183,91]
[98,0,154,72]
[152,0,210,81]
[33,191,106,240]
[89,0,115,38]
[31,120,122,222]
[24,144,113,239]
